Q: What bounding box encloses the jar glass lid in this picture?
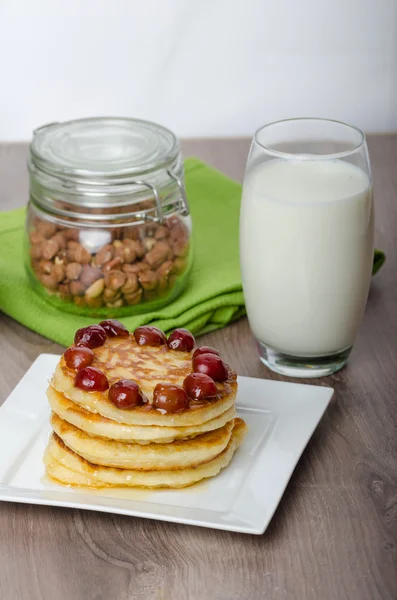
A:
[30,117,179,180]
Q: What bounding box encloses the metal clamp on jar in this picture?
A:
[25,117,193,316]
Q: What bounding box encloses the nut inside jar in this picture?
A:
[27,212,191,315]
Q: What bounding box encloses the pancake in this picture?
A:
[51,412,234,470]
[44,418,248,489]
[48,386,236,443]
[45,324,247,491]
[51,336,237,426]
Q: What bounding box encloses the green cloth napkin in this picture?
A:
[0,158,386,348]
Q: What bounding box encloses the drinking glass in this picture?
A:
[240,118,374,377]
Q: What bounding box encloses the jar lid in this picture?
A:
[28,117,189,224]
[30,117,180,181]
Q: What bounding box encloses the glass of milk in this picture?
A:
[240,118,374,377]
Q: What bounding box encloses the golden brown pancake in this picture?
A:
[45,328,247,490]
[51,336,237,426]
[48,386,236,443]
[44,418,248,489]
[51,412,235,470]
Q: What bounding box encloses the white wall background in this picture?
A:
[0,0,396,141]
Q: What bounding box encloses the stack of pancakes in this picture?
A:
[44,336,247,489]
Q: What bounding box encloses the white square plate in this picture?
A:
[0,354,333,534]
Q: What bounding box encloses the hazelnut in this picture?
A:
[53,263,66,283]
[114,242,136,264]
[167,217,189,244]
[65,241,81,261]
[80,265,103,288]
[29,231,45,245]
[122,264,134,274]
[138,270,158,291]
[64,229,80,241]
[58,283,71,299]
[102,257,123,273]
[56,250,68,264]
[69,280,86,296]
[104,270,126,291]
[143,237,156,252]
[121,273,139,295]
[170,225,188,243]
[39,260,53,274]
[171,239,189,258]
[145,241,171,269]
[36,220,57,239]
[124,288,143,305]
[155,226,169,240]
[123,238,145,258]
[157,260,174,293]
[41,239,59,260]
[51,231,67,249]
[39,273,58,290]
[105,298,125,308]
[103,287,121,302]
[122,262,150,275]
[30,245,42,260]
[74,244,91,264]
[157,260,174,278]
[85,278,105,299]
[94,244,114,268]
[66,262,82,281]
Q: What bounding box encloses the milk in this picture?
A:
[240,159,374,356]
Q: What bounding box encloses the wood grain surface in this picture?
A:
[0,136,396,600]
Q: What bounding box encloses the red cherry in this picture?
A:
[192,353,228,382]
[153,384,189,413]
[75,367,109,391]
[183,373,217,400]
[134,326,167,346]
[167,328,195,352]
[108,380,145,409]
[64,346,94,371]
[99,319,129,338]
[74,325,106,349]
[193,346,221,359]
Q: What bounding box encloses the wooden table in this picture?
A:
[0,137,396,600]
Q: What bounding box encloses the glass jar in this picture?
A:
[25,117,193,316]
